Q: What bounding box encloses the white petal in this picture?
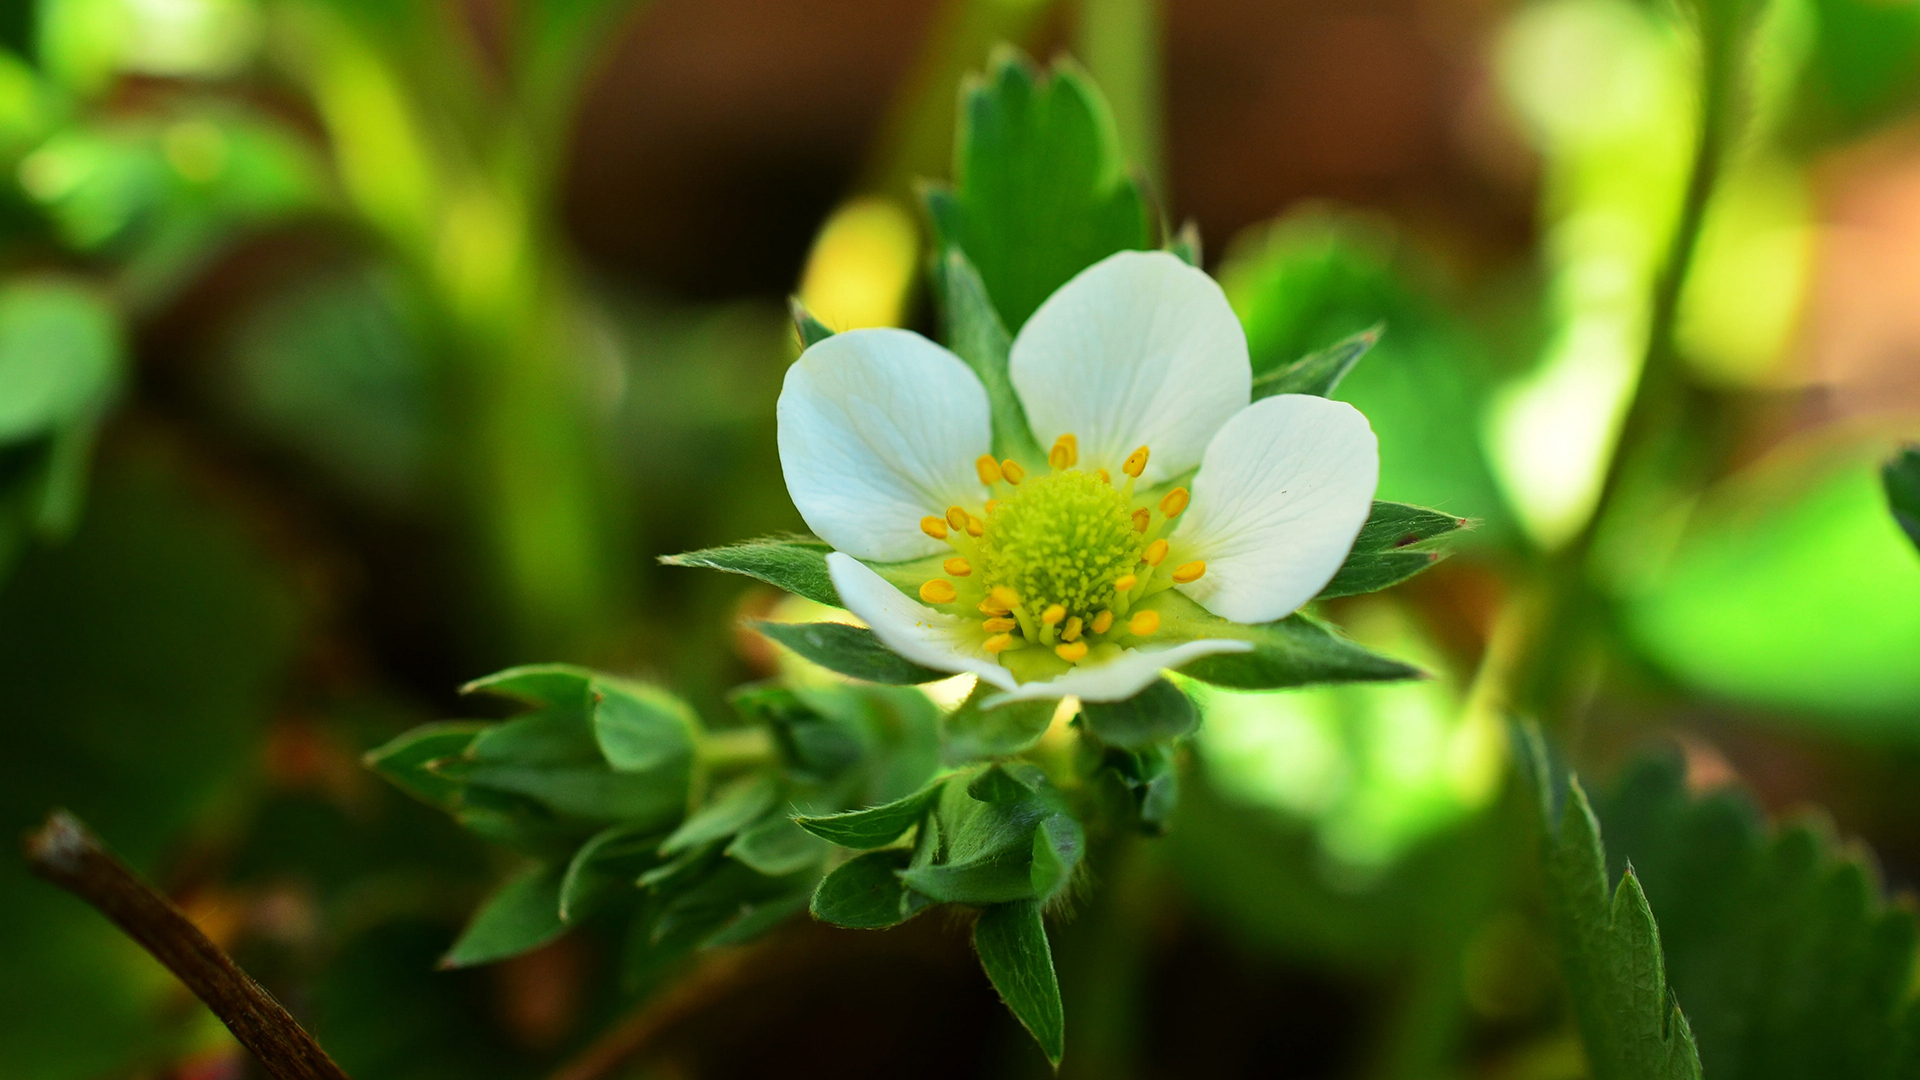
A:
[778,329,992,562]
[984,639,1252,705]
[1009,250,1250,483]
[1174,394,1380,624]
[827,554,1018,691]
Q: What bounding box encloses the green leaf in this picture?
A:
[659,775,778,856]
[467,710,599,765]
[1514,724,1703,1080]
[1316,500,1469,599]
[559,822,664,923]
[1028,812,1083,902]
[789,298,834,347]
[441,862,568,969]
[793,781,942,848]
[1165,220,1202,267]
[591,676,699,773]
[363,721,485,811]
[896,769,1068,905]
[944,680,1055,760]
[934,248,1044,465]
[660,536,839,608]
[966,763,1036,803]
[810,848,920,929]
[755,620,949,684]
[1250,324,1380,400]
[1153,593,1422,690]
[926,47,1151,331]
[0,279,123,443]
[460,663,595,714]
[1079,678,1197,748]
[1886,446,1920,553]
[455,760,685,826]
[898,846,1036,904]
[973,900,1065,1066]
[727,816,831,877]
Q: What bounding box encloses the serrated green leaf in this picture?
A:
[1515,724,1703,1080]
[1152,592,1422,690]
[363,721,485,810]
[810,849,920,929]
[559,822,664,923]
[660,775,779,856]
[793,780,941,848]
[974,900,1064,1066]
[726,816,830,877]
[460,663,596,713]
[441,862,568,969]
[660,536,839,608]
[1316,500,1469,599]
[934,248,1044,465]
[926,48,1151,331]
[592,676,699,773]
[1250,325,1380,400]
[1886,446,1920,553]
[789,297,834,348]
[756,620,949,685]
[1079,678,1197,748]
[944,680,1055,761]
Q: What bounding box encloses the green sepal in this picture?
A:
[1886,445,1920,553]
[755,621,949,684]
[974,900,1065,1066]
[793,780,943,848]
[967,763,1036,803]
[726,816,831,877]
[925,46,1151,332]
[1250,324,1380,400]
[559,823,665,923]
[460,663,595,713]
[809,849,922,929]
[1078,678,1197,748]
[638,844,721,894]
[440,862,568,969]
[448,759,686,826]
[899,768,1079,905]
[1165,220,1202,267]
[467,709,599,765]
[1149,592,1421,690]
[1316,500,1470,599]
[898,846,1036,904]
[363,721,485,811]
[934,247,1045,465]
[659,775,778,856]
[789,297,834,348]
[660,536,839,608]
[591,676,699,773]
[945,680,1055,761]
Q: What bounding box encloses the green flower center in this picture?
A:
[978,470,1143,621]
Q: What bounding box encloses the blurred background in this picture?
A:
[2,0,1918,1077]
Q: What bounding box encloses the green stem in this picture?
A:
[696,727,778,773]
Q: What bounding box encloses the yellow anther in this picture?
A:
[944,557,972,577]
[921,515,949,540]
[1142,539,1169,566]
[1061,616,1083,642]
[979,597,1010,616]
[1055,641,1089,662]
[920,579,957,604]
[1131,508,1151,533]
[985,499,1003,515]
[1122,445,1150,478]
[946,505,969,531]
[989,585,1021,611]
[1002,460,1025,484]
[1114,573,1138,593]
[1049,433,1079,470]
[1090,610,1115,635]
[966,515,985,537]
[1040,603,1066,626]
[1172,560,1207,584]
[1096,468,1111,485]
[975,454,1003,485]
[982,616,1017,632]
[1129,610,1161,636]
[984,633,1016,654]
[1160,487,1190,518]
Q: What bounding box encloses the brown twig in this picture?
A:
[545,941,774,1080]
[23,810,352,1080]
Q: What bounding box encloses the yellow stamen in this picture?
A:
[982,616,1017,632]
[1114,573,1138,593]
[1090,609,1115,635]
[1160,487,1190,518]
[1061,616,1083,642]
[984,633,1015,654]
[989,585,1021,611]
[1055,641,1089,662]
[1040,603,1066,626]
[920,579,957,604]
[946,505,969,531]
[1143,539,1169,566]
[921,516,949,540]
[1002,460,1025,484]
[1096,468,1111,485]
[985,499,1003,515]
[1131,508,1151,533]
[944,557,972,577]
[1048,433,1079,470]
[1172,560,1206,584]
[966,515,985,537]
[1129,610,1160,636]
[1122,446,1150,478]
[980,597,1010,616]
[975,455,1003,485]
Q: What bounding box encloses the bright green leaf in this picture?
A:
[756,621,949,685]
[727,815,830,877]
[810,848,919,929]
[0,280,123,443]
[592,676,699,773]
[660,537,839,608]
[1153,593,1422,690]
[1316,500,1468,599]
[660,775,778,856]
[441,862,568,968]
[974,900,1065,1066]
[461,663,596,713]
[1250,325,1380,400]
[1079,678,1197,748]
[794,781,941,849]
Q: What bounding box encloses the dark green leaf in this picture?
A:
[1886,446,1920,553]
[1028,813,1082,902]
[458,761,685,827]
[926,47,1151,331]
[755,620,949,684]
[1250,325,1380,400]
[441,862,568,968]
[967,764,1036,803]
[460,663,595,714]
[700,890,811,949]
[935,248,1044,464]
[1514,724,1702,1080]
[898,846,1035,904]
[1317,500,1469,599]
[592,676,699,773]
[660,536,839,608]
[727,815,831,877]
[1079,678,1198,748]
[559,823,664,923]
[467,710,599,765]
[944,680,1055,761]
[363,722,485,811]
[793,781,941,848]
[810,849,920,929]
[1153,593,1422,690]
[789,297,835,348]
[795,684,943,803]
[974,901,1065,1066]
[659,775,778,856]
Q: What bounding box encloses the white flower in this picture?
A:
[777,250,1380,705]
